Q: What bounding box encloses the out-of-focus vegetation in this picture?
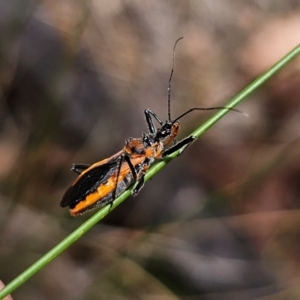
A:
[1,1,300,299]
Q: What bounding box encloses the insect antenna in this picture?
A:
[168,37,183,121]
[174,106,247,122]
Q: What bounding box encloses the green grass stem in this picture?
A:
[0,42,300,299]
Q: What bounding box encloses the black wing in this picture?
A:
[60,159,119,208]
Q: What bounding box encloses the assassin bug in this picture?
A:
[61,137,164,216]
[61,37,242,216]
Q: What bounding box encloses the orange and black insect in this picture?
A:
[61,37,241,216]
[61,137,163,216]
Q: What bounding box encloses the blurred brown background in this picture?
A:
[1,1,300,299]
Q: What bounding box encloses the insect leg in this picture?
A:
[132,159,152,196]
[123,154,151,197]
[144,109,164,134]
[162,136,196,157]
[110,154,124,208]
[109,153,139,208]
[123,154,138,181]
[124,155,147,196]
[132,173,146,196]
[71,164,91,174]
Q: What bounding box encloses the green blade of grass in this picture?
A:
[1,43,300,299]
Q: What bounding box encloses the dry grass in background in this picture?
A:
[1,1,300,299]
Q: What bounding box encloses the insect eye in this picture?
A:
[163,129,170,136]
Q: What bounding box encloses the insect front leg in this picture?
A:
[162,136,196,157]
[71,164,91,174]
[144,109,163,135]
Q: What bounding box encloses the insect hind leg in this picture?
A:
[109,155,124,209]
